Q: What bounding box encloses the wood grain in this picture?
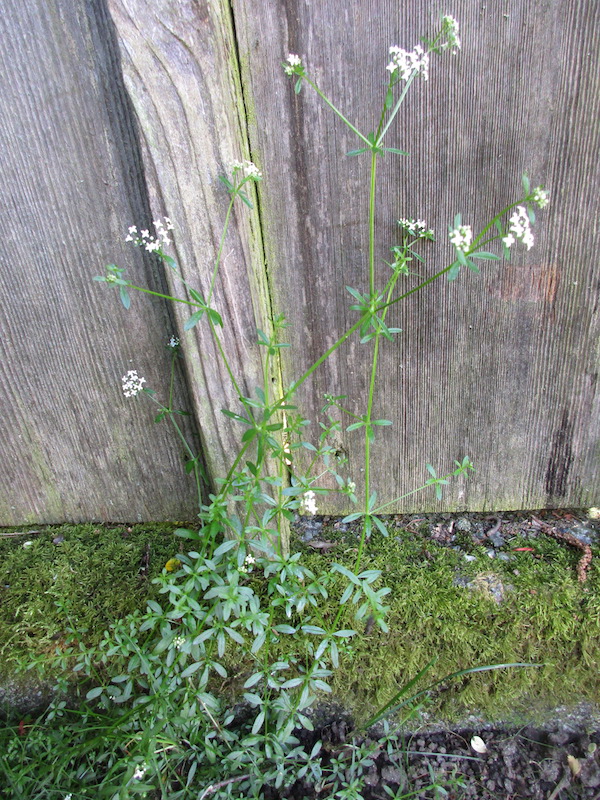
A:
[233,0,600,512]
[107,0,275,485]
[0,0,200,524]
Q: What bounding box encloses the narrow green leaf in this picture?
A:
[346,148,369,157]
[470,251,500,260]
[208,308,223,327]
[184,309,205,331]
[447,263,460,281]
[383,147,409,156]
[239,191,253,209]
[522,173,530,194]
[119,286,131,309]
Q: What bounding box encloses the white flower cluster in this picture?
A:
[230,159,262,181]
[168,335,180,348]
[503,206,534,250]
[440,15,461,53]
[398,217,434,238]
[125,217,174,253]
[299,490,317,516]
[172,635,186,650]
[283,53,302,75]
[122,370,146,398]
[133,763,147,780]
[531,187,550,209]
[386,44,429,81]
[239,553,256,573]
[588,507,600,520]
[449,224,472,252]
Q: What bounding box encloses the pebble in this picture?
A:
[486,549,496,559]
[455,517,472,532]
[464,554,477,562]
[488,531,506,548]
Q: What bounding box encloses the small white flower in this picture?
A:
[283,53,302,75]
[239,553,256,573]
[64,795,73,800]
[441,15,461,53]
[231,159,262,181]
[172,635,186,650]
[133,763,147,780]
[449,224,472,252]
[506,206,534,250]
[346,480,356,494]
[299,490,318,516]
[502,233,515,248]
[386,44,429,81]
[168,335,180,348]
[531,187,549,209]
[122,370,146,398]
[398,217,434,238]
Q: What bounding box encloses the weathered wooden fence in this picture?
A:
[0,0,598,525]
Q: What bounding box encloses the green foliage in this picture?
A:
[13,9,557,798]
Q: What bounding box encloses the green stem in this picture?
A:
[371,469,459,514]
[355,331,381,574]
[376,70,417,147]
[206,195,236,307]
[284,315,367,401]
[368,151,378,296]
[124,284,200,308]
[303,76,371,147]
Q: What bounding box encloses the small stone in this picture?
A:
[464,554,477,562]
[488,531,506,548]
[53,535,65,545]
[486,549,496,559]
[455,517,472,532]
[497,552,513,562]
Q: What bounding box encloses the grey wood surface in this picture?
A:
[234,0,600,512]
[107,0,275,486]
[1,0,598,525]
[0,0,200,524]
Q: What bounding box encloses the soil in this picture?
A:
[270,709,600,800]
[288,508,600,799]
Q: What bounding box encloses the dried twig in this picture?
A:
[530,516,592,583]
[198,774,251,800]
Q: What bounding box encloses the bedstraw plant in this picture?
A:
[4,14,546,798]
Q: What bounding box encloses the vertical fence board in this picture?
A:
[233,0,599,512]
[106,0,274,486]
[0,0,199,524]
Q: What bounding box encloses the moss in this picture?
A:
[0,522,188,681]
[0,521,598,725]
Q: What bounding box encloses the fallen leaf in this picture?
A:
[307,540,337,551]
[567,754,581,776]
[470,736,487,754]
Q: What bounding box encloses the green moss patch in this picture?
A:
[0,523,187,682]
[1,521,598,723]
